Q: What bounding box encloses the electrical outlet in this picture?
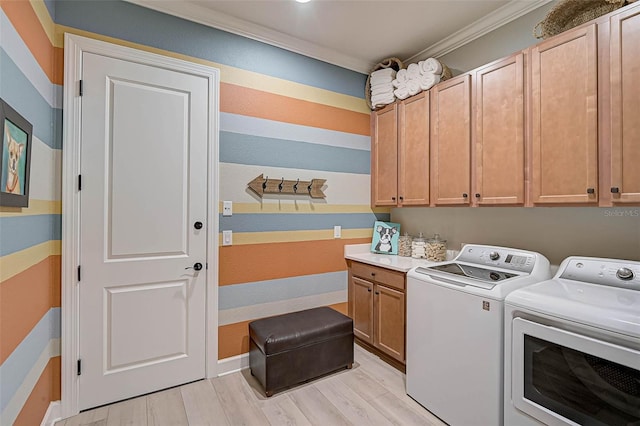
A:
[223,201,233,216]
[334,225,341,238]
[222,230,232,246]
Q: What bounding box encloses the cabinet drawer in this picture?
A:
[350,262,405,291]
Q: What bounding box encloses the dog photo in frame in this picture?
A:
[371,221,401,255]
[1,98,33,207]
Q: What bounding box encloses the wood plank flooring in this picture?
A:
[56,345,446,426]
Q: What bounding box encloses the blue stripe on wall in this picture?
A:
[220,131,370,174]
[0,215,61,256]
[0,308,60,413]
[219,212,389,233]
[219,271,347,310]
[54,0,366,98]
[0,49,61,149]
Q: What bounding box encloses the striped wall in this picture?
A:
[1,0,382,422]
[0,0,62,424]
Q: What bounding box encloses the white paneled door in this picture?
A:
[78,52,209,410]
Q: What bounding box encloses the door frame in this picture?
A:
[61,34,220,418]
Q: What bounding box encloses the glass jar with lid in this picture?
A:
[411,232,427,259]
[398,232,413,257]
[426,233,447,261]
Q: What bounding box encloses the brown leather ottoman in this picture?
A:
[249,307,354,397]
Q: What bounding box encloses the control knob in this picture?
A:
[489,251,500,261]
[616,267,634,281]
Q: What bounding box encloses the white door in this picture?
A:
[78,51,208,410]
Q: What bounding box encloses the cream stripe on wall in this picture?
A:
[218,228,373,245]
[0,338,60,426]
[0,200,61,217]
[219,290,346,326]
[220,163,372,205]
[55,25,369,114]
[1,10,62,109]
[0,241,60,282]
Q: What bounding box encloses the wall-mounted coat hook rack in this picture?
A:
[248,174,326,198]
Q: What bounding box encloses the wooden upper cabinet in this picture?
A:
[474,54,525,205]
[398,91,430,206]
[610,7,640,203]
[430,74,472,205]
[371,103,398,206]
[531,24,599,204]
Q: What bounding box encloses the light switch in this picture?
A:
[334,225,341,239]
[222,230,232,246]
[223,201,233,216]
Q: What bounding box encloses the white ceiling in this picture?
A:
[128,0,552,73]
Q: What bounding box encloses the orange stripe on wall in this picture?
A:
[13,356,61,426]
[218,304,350,359]
[0,256,60,364]
[221,83,370,136]
[219,238,370,286]
[1,1,63,85]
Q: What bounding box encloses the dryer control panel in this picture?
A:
[558,257,640,291]
[456,244,537,273]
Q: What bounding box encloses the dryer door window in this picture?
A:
[512,318,640,426]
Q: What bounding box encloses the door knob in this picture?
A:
[194,221,203,229]
[186,263,203,271]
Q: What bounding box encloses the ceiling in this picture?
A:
[127,0,552,73]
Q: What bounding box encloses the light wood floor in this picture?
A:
[56,345,446,426]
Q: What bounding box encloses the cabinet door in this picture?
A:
[610,7,640,203]
[351,277,374,343]
[475,54,525,205]
[371,103,398,206]
[398,91,430,206]
[531,24,598,204]
[374,284,405,362]
[430,75,472,205]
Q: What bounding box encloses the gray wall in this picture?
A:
[392,207,640,266]
[392,1,640,266]
[438,1,558,74]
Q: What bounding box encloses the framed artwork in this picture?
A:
[1,98,33,207]
[371,221,401,254]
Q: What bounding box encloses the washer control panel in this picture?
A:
[456,245,536,273]
[559,257,640,291]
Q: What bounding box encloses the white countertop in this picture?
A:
[344,244,458,273]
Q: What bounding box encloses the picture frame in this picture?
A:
[1,98,33,207]
[371,221,401,255]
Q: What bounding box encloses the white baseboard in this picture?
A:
[41,401,61,426]
[217,353,250,376]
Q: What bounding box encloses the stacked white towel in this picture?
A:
[392,57,443,100]
[369,68,396,107]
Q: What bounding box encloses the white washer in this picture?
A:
[504,256,640,426]
[406,244,551,426]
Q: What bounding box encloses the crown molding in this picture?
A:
[404,0,553,64]
[127,0,552,74]
[125,0,376,74]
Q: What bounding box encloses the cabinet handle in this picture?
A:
[375,291,380,295]
[586,188,595,194]
[391,196,396,201]
[475,193,480,198]
[371,272,376,276]
[611,187,620,194]
[368,288,372,292]
[399,196,404,201]
[462,193,468,198]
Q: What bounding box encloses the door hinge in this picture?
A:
[78,174,82,191]
[77,265,81,282]
[79,80,83,97]
[77,359,82,375]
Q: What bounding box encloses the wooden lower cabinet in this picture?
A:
[347,261,406,369]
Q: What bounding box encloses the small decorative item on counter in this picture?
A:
[411,232,427,259]
[426,233,447,262]
[370,221,401,254]
[398,232,413,257]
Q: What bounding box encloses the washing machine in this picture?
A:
[406,244,551,426]
[504,256,640,426]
